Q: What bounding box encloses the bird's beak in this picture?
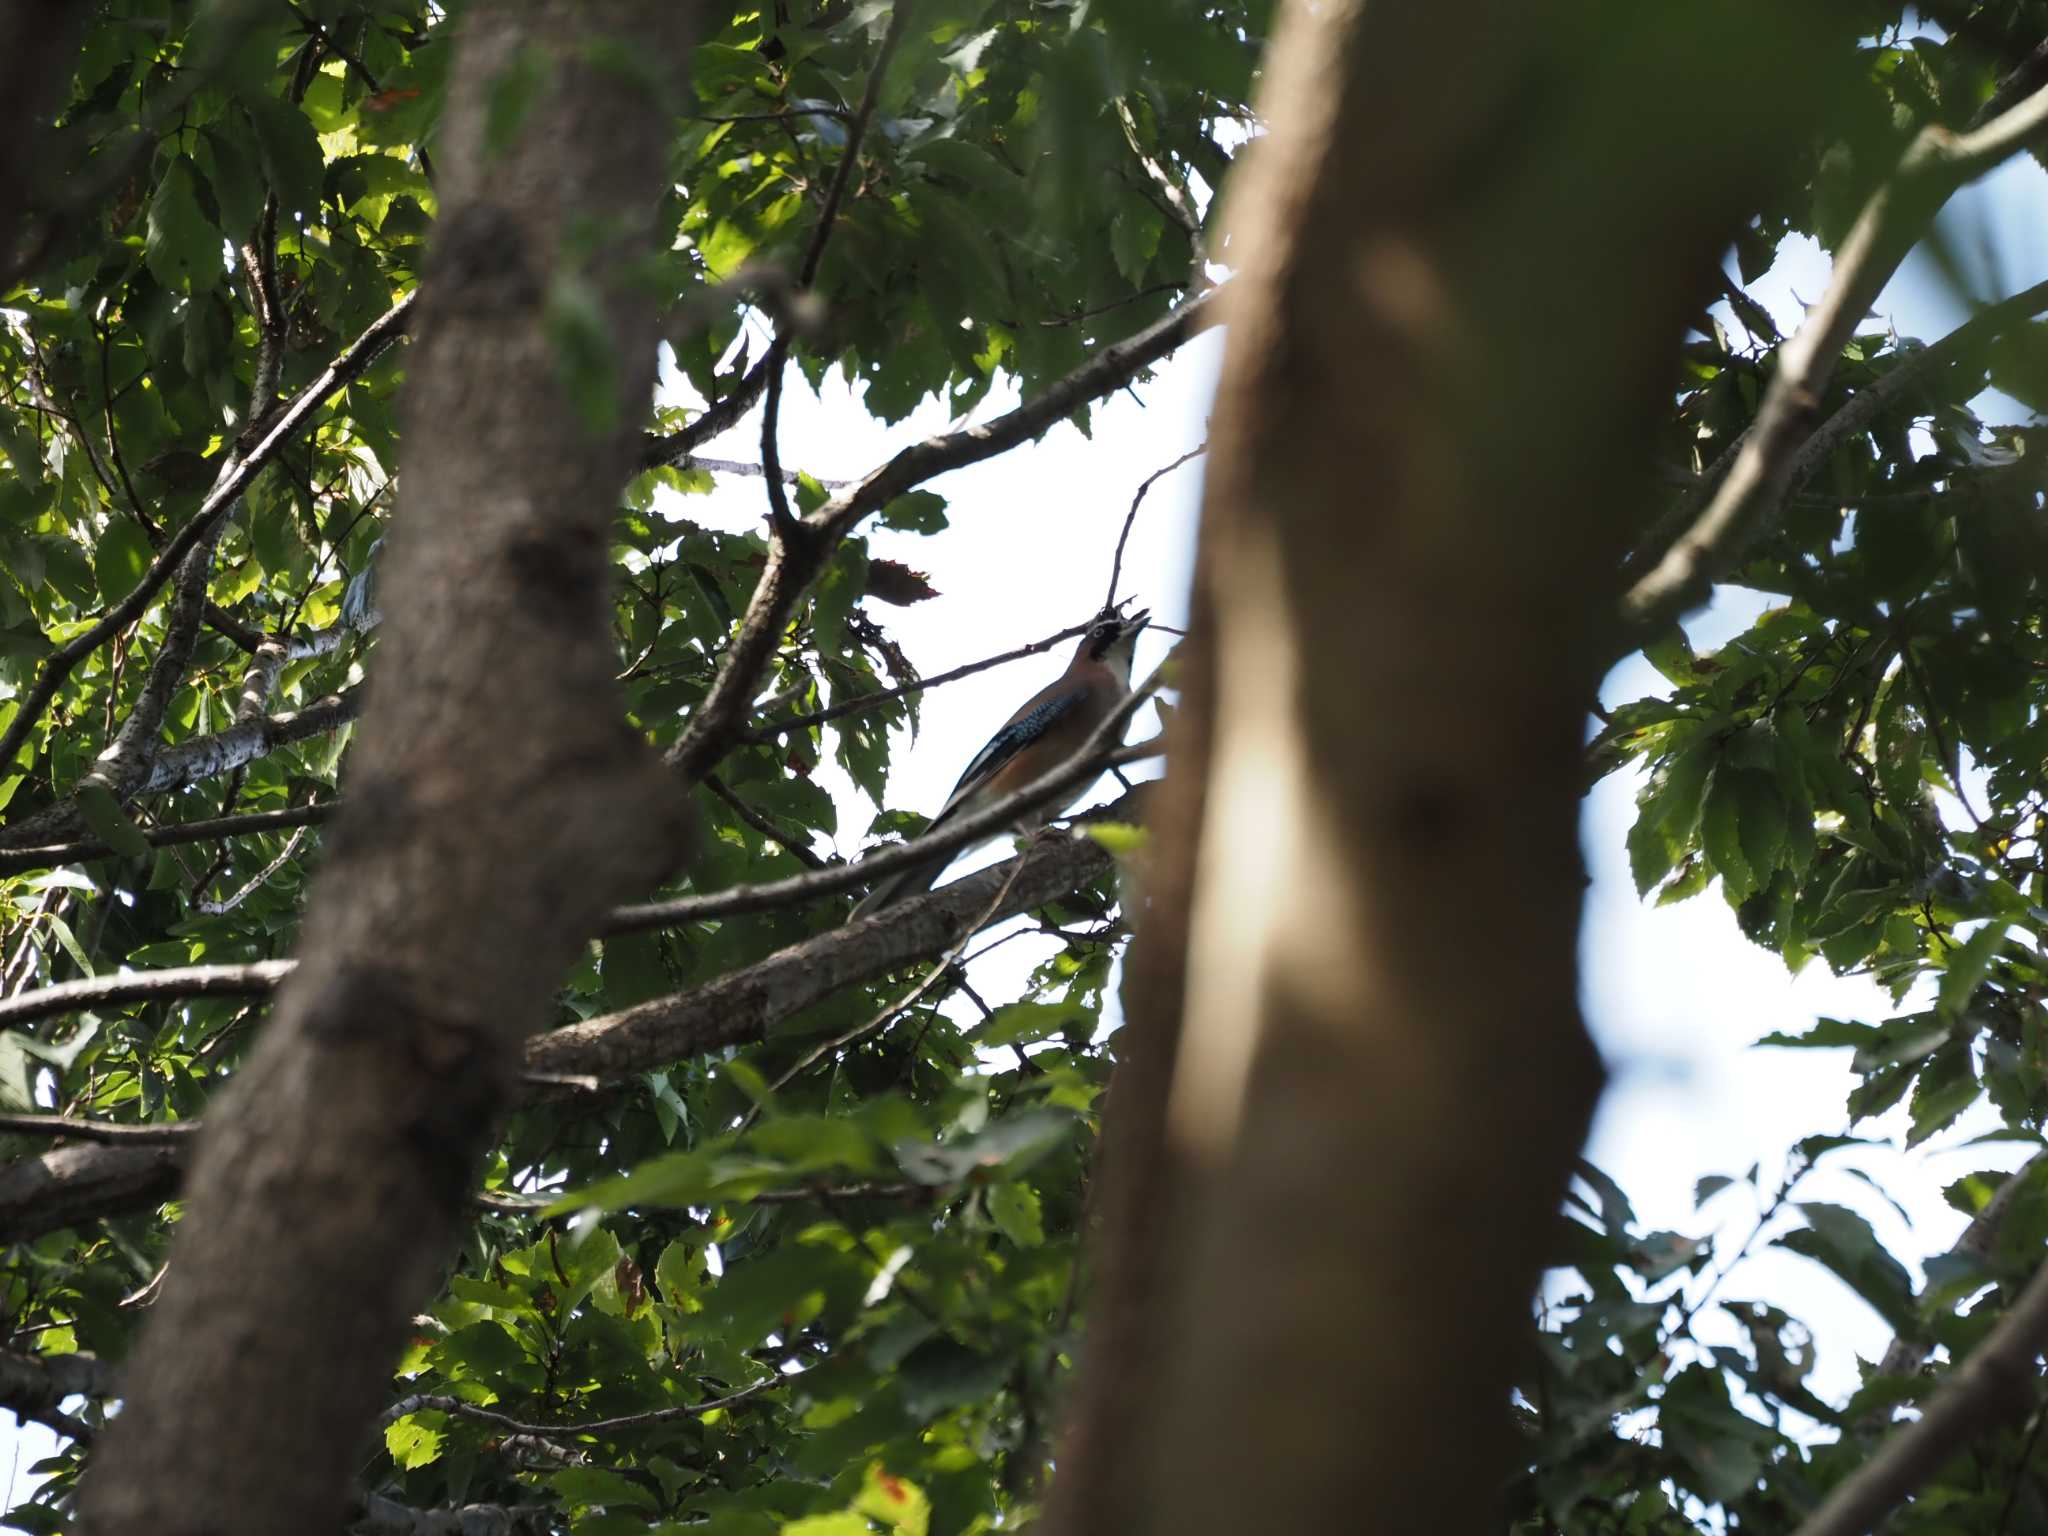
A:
[1122,609,1151,639]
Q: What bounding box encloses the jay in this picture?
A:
[848,607,1151,919]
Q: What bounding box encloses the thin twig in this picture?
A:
[1105,443,1206,610]
[0,1113,197,1144]
[703,774,828,870]
[378,1372,792,1438]
[196,824,309,916]
[664,287,1216,785]
[0,802,335,878]
[744,621,1093,742]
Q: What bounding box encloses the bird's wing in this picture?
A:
[931,686,1087,824]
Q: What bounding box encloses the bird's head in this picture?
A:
[1081,605,1150,684]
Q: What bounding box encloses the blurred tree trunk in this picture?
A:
[0,1,88,275]
[76,6,697,1532]
[1045,3,1847,1532]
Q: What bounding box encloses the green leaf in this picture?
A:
[145,159,224,294]
[896,1338,1011,1420]
[1735,771,1787,884]
[895,1107,1077,1185]
[385,1412,446,1470]
[76,783,150,860]
[987,1181,1043,1247]
[1084,821,1149,857]
[852,1464,930,1536]
[1700,762,1753,903]
[973,1001,1088,1049]
[1110,201,1164,286]
[1937,921,2007,1022]
[242,92,327,219]
[94,519,153,606]
[552,1467,659,1511]
[1777,1202,1915,1330]
[878,491,947,535]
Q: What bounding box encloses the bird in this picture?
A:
[847,606,1151,921]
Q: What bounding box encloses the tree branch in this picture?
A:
[1625,275,2048,601]
[0,1113,199,1144]
[0,961,293,1030]
[1621,80,2048,632]
[0,732,1160,1032]
[703,774,828,870]
[350,1495,551,1536]
[0,1347,115,1443]
[743,620,1094,743]
[0,802,335,879]
[0,293,413,781]
[0,790,1142,1243]
[664,288,1215,783]
[379,1372,788,1439]
[638,355,775,471]
[1792,1250,2048,1536]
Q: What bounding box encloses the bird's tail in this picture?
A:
[846,849,957,923]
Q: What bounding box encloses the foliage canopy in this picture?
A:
[2,1,2048,1534]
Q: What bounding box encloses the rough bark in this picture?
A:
[75,6,698,1532]
[1045,3,1845,1533]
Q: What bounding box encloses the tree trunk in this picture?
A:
[1046,3,1846,1532]
[77,6,697,1531]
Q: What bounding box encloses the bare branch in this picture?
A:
[679,455,848,489]
[137,689,360,798]
[703,774,828,870]
[0,1347,115,1443]
[0,1113,198,1144]
[639,355,774,471]
[1622,81,2048,631]
[0,960,293,1029]
[0,802,334,879]
[379,1371,789,1439]
[1106,443,1206,610]
[0,793,1141,1243]
[744,620,1094,743]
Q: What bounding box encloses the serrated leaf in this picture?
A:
[145,158,224,293]
[384,1412,445,1470]
[1701,762,1753,902]
[1778,1202,1914,1330]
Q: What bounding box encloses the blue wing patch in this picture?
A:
[939,689,1084,818]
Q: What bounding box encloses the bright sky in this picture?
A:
[8,133,2046,1526]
